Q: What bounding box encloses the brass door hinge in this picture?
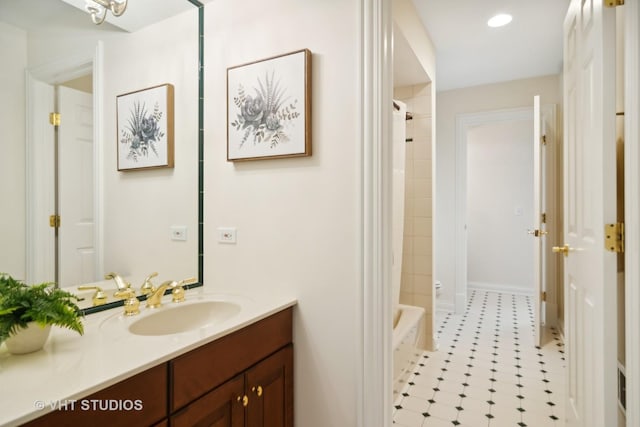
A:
[49,112,61,127]
[541,213,547,224]
[605,222,624,253]
[541,135,547,145]
[541,291,547,302]
[49,214,60,228]
[528,229,548,237]
[605,0,624,7]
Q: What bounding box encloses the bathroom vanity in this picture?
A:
[0,291,296,427]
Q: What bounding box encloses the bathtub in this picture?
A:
[393,304,425,399]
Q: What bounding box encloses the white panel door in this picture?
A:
[563,1,618,426]
[57,86,95,287]
[27,80,56,285]
[532,95,544,348]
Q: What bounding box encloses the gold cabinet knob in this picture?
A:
[236,395,249,407]
[251,385,263,397]
[552,244,571,257]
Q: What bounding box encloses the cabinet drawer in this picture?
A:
[23,363,168,427]
[171,308,292,411]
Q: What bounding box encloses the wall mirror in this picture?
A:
[0,0,204,314]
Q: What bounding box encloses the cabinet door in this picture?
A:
[171,375,245,427]
[245,345,293,427]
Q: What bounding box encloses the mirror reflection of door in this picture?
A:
[58,83,95,286]
[30,74,95,287]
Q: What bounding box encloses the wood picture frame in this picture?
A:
[117,83,174,170]
[227,49,311,161]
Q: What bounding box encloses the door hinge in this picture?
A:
[528,229,548,237]
[541,291,547,302]
[605,0,624,7]
[541,213,547,224]
[541,135,547,145]
[49,214,60,228]
[605,222,624,253]
[49,112,61,127]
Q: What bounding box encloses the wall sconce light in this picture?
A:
[85,0,128,25]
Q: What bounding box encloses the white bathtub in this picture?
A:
[393,304,425,399]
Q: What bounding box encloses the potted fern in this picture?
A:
[0,274,84,354]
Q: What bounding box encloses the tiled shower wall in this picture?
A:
[394,83,434,350]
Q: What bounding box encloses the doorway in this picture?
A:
[26,46,103,287]
[455,106,561,331]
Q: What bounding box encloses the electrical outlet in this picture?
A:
[170,226,187,241]
[217,227,237,244]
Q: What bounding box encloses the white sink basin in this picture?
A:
[100,296,245,337]
[128,301,241,336]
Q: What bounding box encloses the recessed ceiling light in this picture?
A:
[487,13,513,28]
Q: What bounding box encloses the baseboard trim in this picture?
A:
[436,301,455,313]
[468,281,534,296]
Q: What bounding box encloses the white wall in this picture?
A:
[0,22,27,279]
[436,75,561,308]
[203,1,360,425]
[102,9,198,283]
[467,119,534,293]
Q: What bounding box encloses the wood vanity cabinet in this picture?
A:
[171,345,293,427]
[22,307,293,427]
[22,363,168,427]
[170,308,293,427]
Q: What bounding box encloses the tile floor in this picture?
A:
[393,290,566,427]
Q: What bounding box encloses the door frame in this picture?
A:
[624,1,640,425]
[359,2,640,426]
[25,42,104,286]
[359,0,393,426]
[453,106,559,318]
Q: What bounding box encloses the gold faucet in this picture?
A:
[140,272,158,296]
[104,272,131,297]
[145,277,196,309]
[77,285,108,306]
[116,288,140,316]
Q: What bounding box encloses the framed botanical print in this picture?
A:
[227,49,311,161]
[117,83,174,170]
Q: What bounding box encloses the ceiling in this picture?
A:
[3,0,569,92]
[0,0,194,33]
[400,0,571,92]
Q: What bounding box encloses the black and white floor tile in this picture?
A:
[393,290,566,427]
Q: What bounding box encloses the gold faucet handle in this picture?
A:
[178,277,197,286]
[172,277,197,303]
[140,272,158,295]
[116,289,140,316]
[172,286,185,303]
[78,286,108,306]
[114,285,134,299]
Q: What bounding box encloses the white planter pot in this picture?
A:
[4,322,52,355]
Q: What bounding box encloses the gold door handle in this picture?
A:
[237,395,249,407]
[552,244,571,257]
[251,385,263,397]
[527,229,548,237]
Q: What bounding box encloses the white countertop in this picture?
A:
[0,288,297,427]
